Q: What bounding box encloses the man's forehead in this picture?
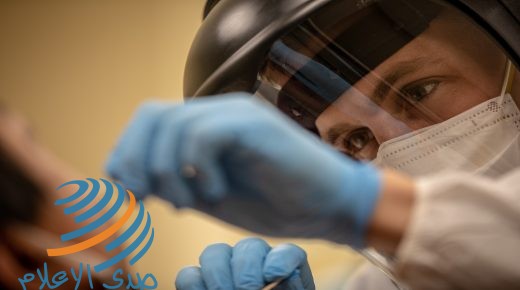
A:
[370,57,431,84]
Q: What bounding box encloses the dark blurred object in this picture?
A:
[0,142,42,226]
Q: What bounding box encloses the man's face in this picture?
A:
[315,12,513,160]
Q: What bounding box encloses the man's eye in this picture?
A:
[401,80,440,102]
[341,128,374,157]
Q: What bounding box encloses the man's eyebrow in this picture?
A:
[326,122,357,145]
[371,57,430,103]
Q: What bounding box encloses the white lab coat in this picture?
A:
[344,168,520,290]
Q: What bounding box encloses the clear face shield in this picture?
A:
[255,0,519,177]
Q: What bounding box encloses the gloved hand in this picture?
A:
[106,93,381,247]
[175,237,314,290]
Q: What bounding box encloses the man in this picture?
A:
[106,0,520,289]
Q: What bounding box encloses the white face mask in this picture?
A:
[373,79,520,177]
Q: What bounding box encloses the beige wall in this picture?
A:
[0,1,362,287]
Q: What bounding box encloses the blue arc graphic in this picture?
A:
[51,178,155,272]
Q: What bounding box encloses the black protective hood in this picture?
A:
[184,0,332,98]
[184,0,520,99]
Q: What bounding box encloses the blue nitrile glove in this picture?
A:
[106,93,381,247]
[175,237,314,290]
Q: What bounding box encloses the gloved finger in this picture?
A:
[175,266,208,290]
[264,244,315,290]
[178,112,244,203]
[148,107,196,208]
[199,243,234,290]
[151,96,246,205]
[105,101,174,198]
[231,237,271,290]
[274,271,305,290]
[176,95,262,202]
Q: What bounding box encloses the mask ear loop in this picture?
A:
[501,60,516,96]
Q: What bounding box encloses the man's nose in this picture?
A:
[367,111,413,145]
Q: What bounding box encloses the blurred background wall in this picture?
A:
[0,1,362,288]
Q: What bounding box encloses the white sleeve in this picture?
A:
[395,169,520,290]
[342,262,401,290]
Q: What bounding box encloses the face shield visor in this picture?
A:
[254,0,520,177]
